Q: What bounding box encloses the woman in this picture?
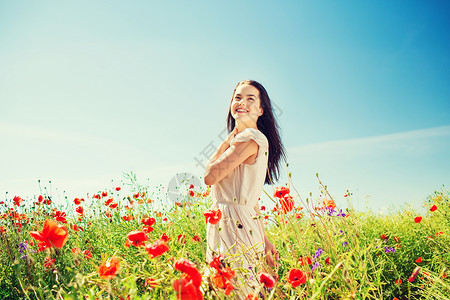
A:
[204,80,287,297]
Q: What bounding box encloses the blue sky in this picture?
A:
[1,1,449,212]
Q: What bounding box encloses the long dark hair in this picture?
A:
[226,80,287,185]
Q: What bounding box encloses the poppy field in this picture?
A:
[1,172,449,299]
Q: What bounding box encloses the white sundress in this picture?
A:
[205,127,269,298]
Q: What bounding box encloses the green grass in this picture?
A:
[0,173,448,299]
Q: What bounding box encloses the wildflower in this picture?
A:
[29,219,69,249]
[54,211,67,223]
[83,250,92,259]
[145,278,157,288]
[299,256,312,265]
[212,267,235,295]
[99,256,120,279]
[203,209,222,224]
[122,215,133,221]
[287,268,307,287]
[247,294,258,300]
[259,272,275,288]
[189,190,195,197]
[189,184,194,189]
[13,196,23,206]
[393,298,399,300]
[160,233,171,241]
[174,258,202,287]
[76,206,84,215]
[311,261,321,271]
[101,191,108,197]
[313,248,324,261]
[380,234,388,240]
[133,193,140,199]
[396,279,402,285]
[193,235,200,242]
[323,198,336,209]
[93,194,101,199]
[408,266,420,282]
[325,257,331,265]
[105,210,112,218]
[274,186,290,198]
[127,230,148,247]
[280,195,295,214]
[383,246,395,253]
[173,276,203,300]
[296,213,304,219]
[336,209,346,217]
[416,257,423,263]
[173,258,203,299]
[44,256,55,269]
[178,234,186,244]
[210,254,225,270]
[414,216,422,223]
[342,241,348,247]
[146,239,169,258]
[430,205,437,211]
[261,206,266,211]
[109,202,118,209]
[115,187,121,191]
[141,217,156,226]
[72,247,81,254]
[436,231,444,237]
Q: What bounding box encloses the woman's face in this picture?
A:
[230,84,263,125]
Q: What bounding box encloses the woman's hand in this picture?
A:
[264,237,280,268]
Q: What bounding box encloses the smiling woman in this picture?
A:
[203,80,287,298]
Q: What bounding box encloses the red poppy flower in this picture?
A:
[115,187,121,191]
[142,225,154,233]
[212,269,235,295]
[145,239,169,258]
[72,247,81,254]
[101,191,108,197]
[192,235,200,242]
[325,257,331,265]
[109,202,118,209]
[29,219,69,249]
[133,193,140,199]
[259,272,275,288]
[99,256,120,279]
[13,196,23,206]
[287,268,307,287]
[415,257,423,263]
[73,198,83,205]
[393,236,401,243]
[142,217,156,226]
[38,195,44,203]
[273,186,290,198]
[104,198,114,206]
[395,279,402,285]
[436,231,444,237]
[145,278,157,288]
[414,216,422,223]
[203,209,222,224]
[380,234,388,240]
[127,230,148,247]
[178,234,186,244]
[189,190,195,197]
[44,256,55,269]
[54,211,67,223]
[299,256,312,265]
[105,210,112,218]
[76,206,84,215]
[174,258,202,287]
[173,276,203,300]
[430,205,437,211]
[160,233,171,241]
[83,249,92,259]
[393,298,399,300]
[280,196,295,214]
[189,184,194,189]
[93,194,101,200]
[209,254,225,270]
[247,294,258,300]
[122,215,133,221]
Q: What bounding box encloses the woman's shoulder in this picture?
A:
[235,128,268,147]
